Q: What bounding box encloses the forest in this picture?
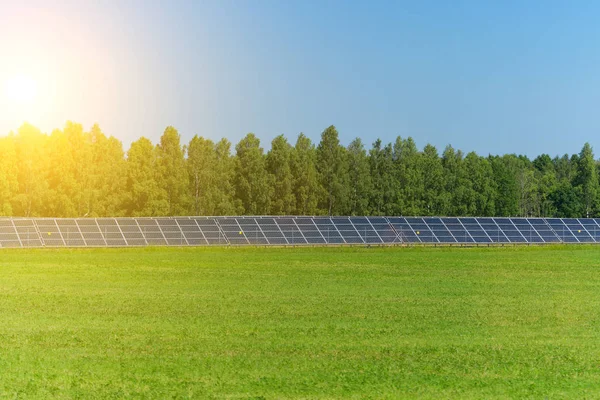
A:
[0,121,597,218]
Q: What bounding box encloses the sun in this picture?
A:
[2,74,38,105]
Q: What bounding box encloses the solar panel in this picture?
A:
[546,219,578,243]
[367,219,399,243]
[564,220,594,242]
[3,216,600,247]
[312,218,344,244]
[510,219,544,243]
[351,218,383,244]
[424,218,456,243]
[523,219,557,243]
[477,218,509,243]
[441,218,473,243]
[580,219,600,242]
[0,219,20,248]
[386,217,420,243]
[493,218,526,243]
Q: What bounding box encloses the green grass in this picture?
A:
[1,246,600,398]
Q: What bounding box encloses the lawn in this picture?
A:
[1,245,600,398]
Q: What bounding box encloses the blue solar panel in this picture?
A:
[4,216,600,247]
[546,219,577,242]
[580,220,600,242]
[477,218,509,243]
[493,219,526,243]
[511,219,544,243]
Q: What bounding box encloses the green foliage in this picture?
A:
[369,139,396,215]
[12,123,49,216]
[346,138,371,215]
[2,121,600,217]
[421,144,444,215]
[266,135,295,215]
[316,126,348,215]
[186,135,217,215]
[490,155,520,216]
[575,143,599,217]
[533,154,557,217]
[84,124,127,217]
[157,126,188,215]
[550,181,584,217]
[213,138,240,214]
[235,133,271,214]
[290,133,319,215]
[0,135,18,215]
[393,136,422,215]
[126,137,168,216]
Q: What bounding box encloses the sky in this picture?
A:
[1,0,599,158]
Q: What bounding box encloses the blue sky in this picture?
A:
[1,0,600,157]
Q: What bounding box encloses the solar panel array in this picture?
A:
[0,216,598,247]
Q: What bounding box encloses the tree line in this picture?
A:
[0,122,598,218]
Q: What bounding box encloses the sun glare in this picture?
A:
[2,74,38,105]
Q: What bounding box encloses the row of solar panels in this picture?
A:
[0,217,598,247]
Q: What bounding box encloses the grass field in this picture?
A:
[2,246,600,398]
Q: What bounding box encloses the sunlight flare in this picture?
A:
[2,74,38,105]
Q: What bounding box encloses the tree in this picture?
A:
[575,143,599,217]
[44,122,90,217]
[369,140,396,216]
[464,153,496,216]
[125,137,168,216]
[490,155,519,217]
[12,123,49,217]
[187,135,217,215]
[87,124,127,216]
[266,135,295,215]
[533,154,557,217]
[234,133,271,214]
[441,145,470,216]
[316,125,348,215]
[291,133,319,215]
[554,154,578,183]
[0,136,18,215]
[213,138,240,214]
[346,138,371,215]
[4,119,600,220]
[393,137,422,215]
[550,182,583,218]
[157,126,188,215]
[421,144,444,215]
